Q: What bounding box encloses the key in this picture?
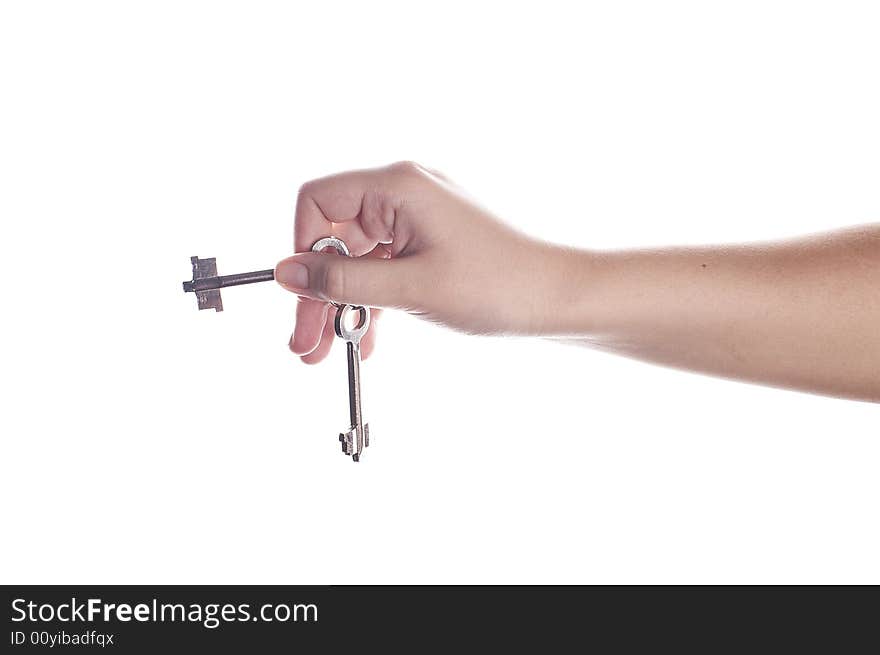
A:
[182,256,275,312]
[183,239,347,311]
[311,236,372,462]
[335,304,371,462]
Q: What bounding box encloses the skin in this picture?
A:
[276,161,880,403]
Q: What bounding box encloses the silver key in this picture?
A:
[311,236,372,462]
[335,304,371,461]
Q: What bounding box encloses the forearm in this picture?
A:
[550,224,880,402]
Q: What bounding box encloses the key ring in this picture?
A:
[334,304,370,344]
[311,236,351,257]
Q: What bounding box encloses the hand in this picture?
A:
[275,161,568,364]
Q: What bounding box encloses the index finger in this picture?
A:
[295,166,391,257]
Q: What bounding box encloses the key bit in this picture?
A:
[182,256,275,311]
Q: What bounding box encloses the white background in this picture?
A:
[1,1,878,584]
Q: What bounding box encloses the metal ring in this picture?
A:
[334,304,370,343]
[311,236,351,257]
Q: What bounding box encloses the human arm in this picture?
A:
[275,162,880,402]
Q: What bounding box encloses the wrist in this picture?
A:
[510,241,600,336]
[537,245,609,337]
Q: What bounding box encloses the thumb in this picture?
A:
[275,252,414,308]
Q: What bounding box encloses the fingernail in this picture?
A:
[276,260,309,290]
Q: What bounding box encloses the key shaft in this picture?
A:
[182,256,274,312]
[344,340,369,461]
[346,341,364,432]
[183,269,274,292]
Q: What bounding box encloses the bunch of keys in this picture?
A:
[182,236,371,462]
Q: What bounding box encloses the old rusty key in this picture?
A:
[182,256,275,311]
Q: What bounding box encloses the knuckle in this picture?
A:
[360,190,395,242]
[296,179,318,199]
[389,160,423,177]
